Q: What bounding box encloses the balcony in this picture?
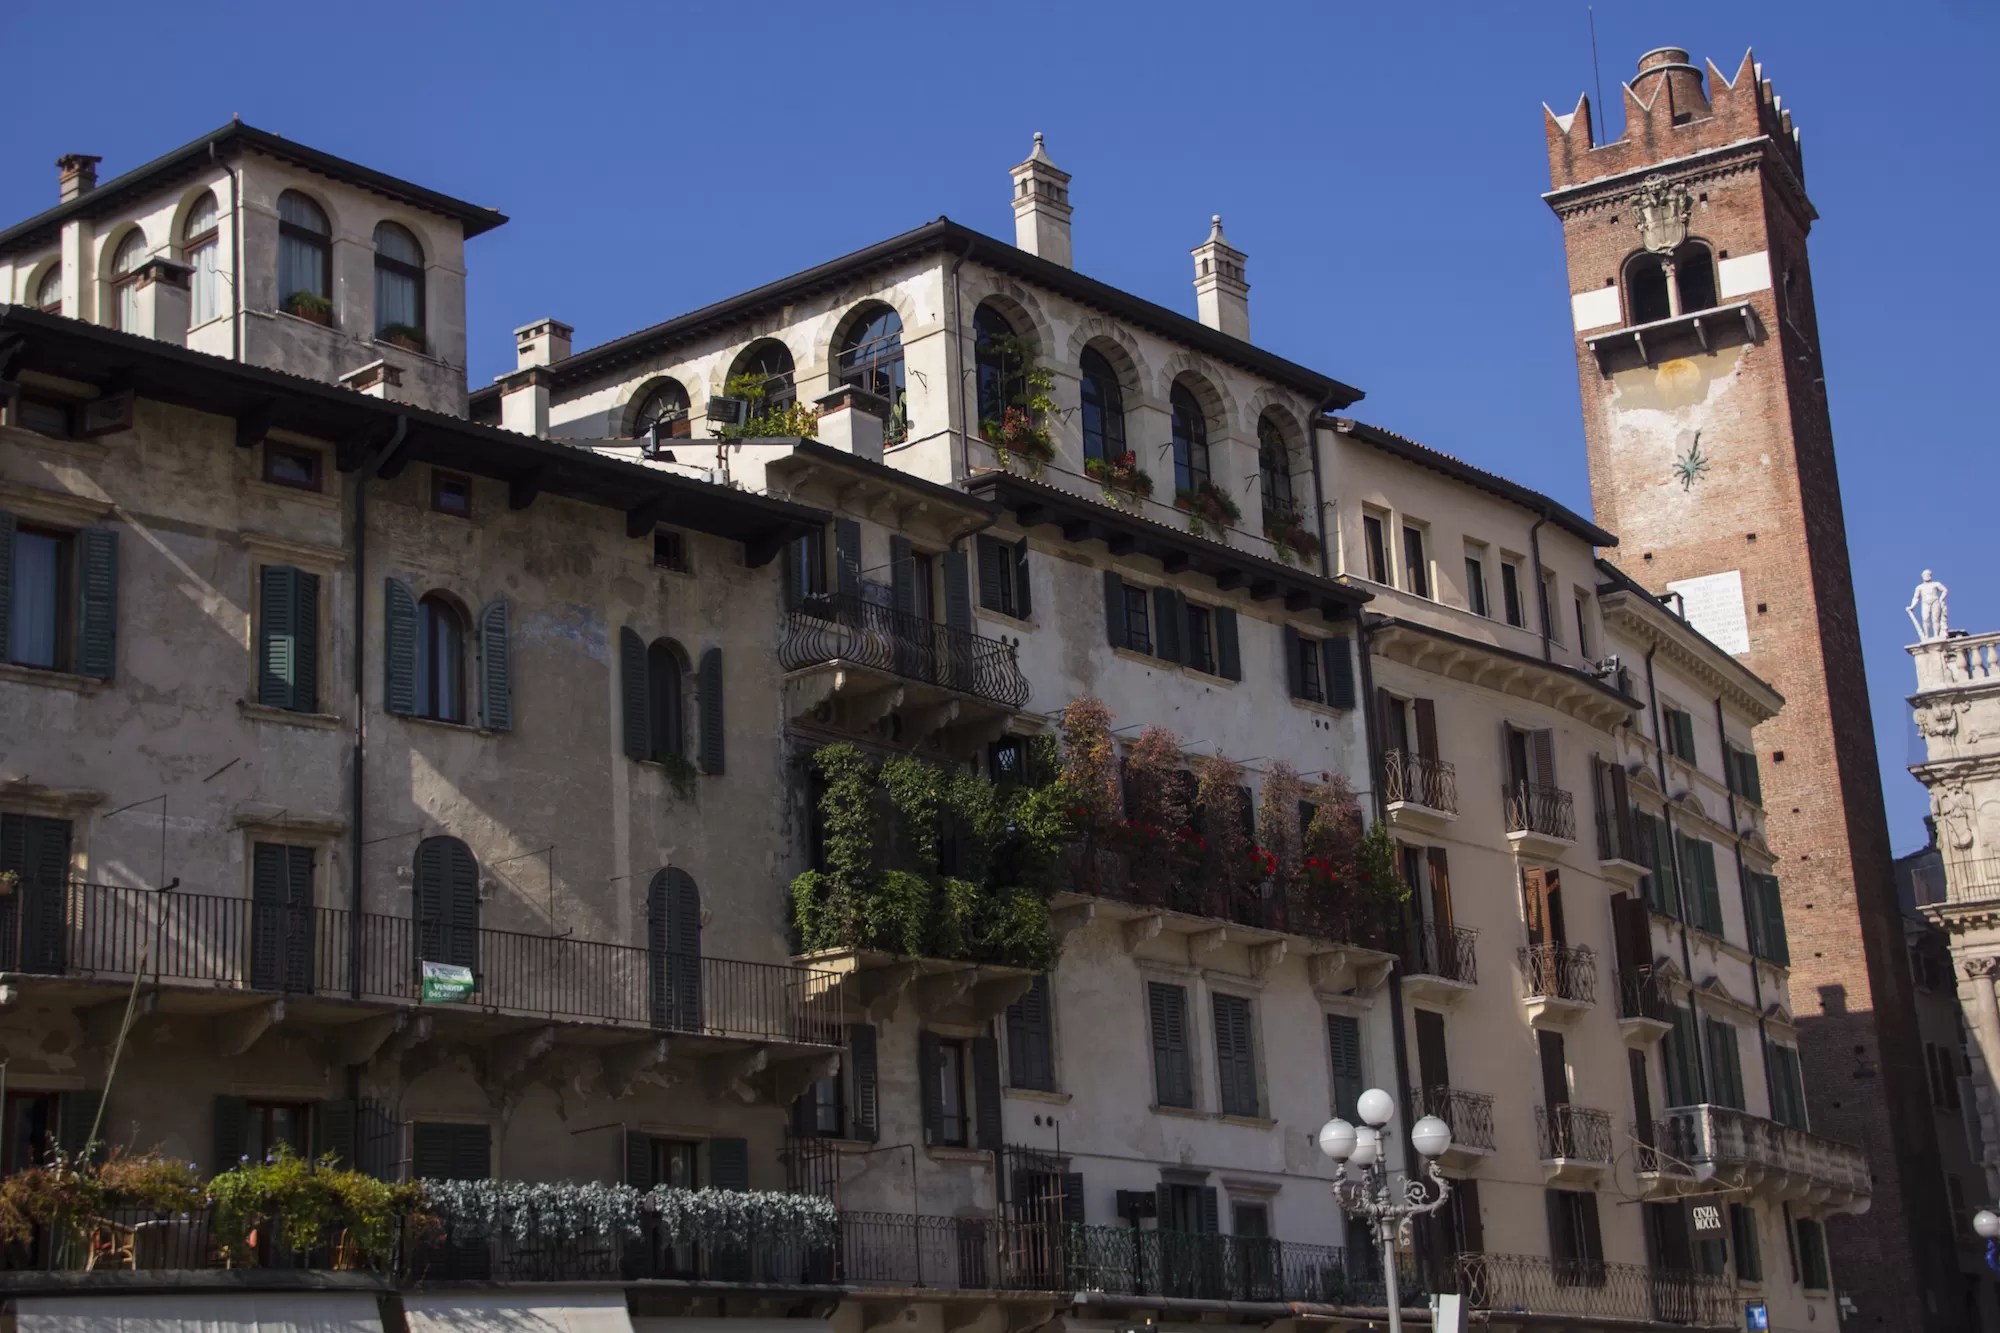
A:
[1519,942,1597,1027]
[1400,921,1478,1005]
[1912,856,2000,914]
[1632,1117,1701,1199]
[1504,782,1576,857]
[1594,807,1648,886]
[1616,966,1675,1045]
[1411,1086,1495,1168]
[1457,1253,1734,1328]
[1664,1103,1872,1213]
[780,593,1029,728]
[1582,299,1763,374]
[1383,750,1457,832]
[1535,1104,1613,1182]
[0,881,841,1070]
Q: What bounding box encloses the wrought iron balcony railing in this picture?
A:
[1595,804,1639,863]
[1411,1086,1495,1152]
[1663,1103,1871,1205]
[1058,845,1396,951]
[1456,1253,1733,1327]
[1504,781,1576,842]
[780,592,1029,708]
[0,880,841,1047]
[1402,920,1479,985]
[1383,750,1458,814]
[1535,1104,1613,1163]
[1631,1117,1701,1177]
[1520,942,1597,1004]
[1617,965,1674,1024]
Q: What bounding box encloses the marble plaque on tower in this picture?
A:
[1665,570,1752,656]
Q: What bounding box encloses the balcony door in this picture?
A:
[250,842,315,993]
[647,868,702,1031]
[1415,1008,1451,1104]
[413,835,479,973]
[1521,866,1566,950]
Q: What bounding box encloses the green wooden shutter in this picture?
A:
[1327,1014,1364,1116]
[5,814,72,973]
[1282,627,1304,697]
[1197,1187,1219,1234]
[698,647,724,775]
[1013,540,1033,618]
[918,1030,944,1143]
[888,535,915,619]
[1103,571,1125,649]
[60,1090,104,1162]
[1213,993,1257,1117]
[410,1123,454,1180]
[1007,975,1053,1092]
[849,1023,879,1142]
[625,1128,656,1189]
[293,571,320,713]
[708,1137,749,1190]
[943,548,972,635]
[258,566,296,709]
[666,868,702,1030]
[76,527,117,679]
[0,510,14,662]
[834,520,862,604]
[1215,606,1240,680]
[781,535,801,610]
[620,626,649,760]
[384,577,418,715]
[1149,981,1191,1108]
[1061,1173,1085,1225]
[1324,637,1356,709]
[478,599,511,731]
[313,1098,356,1168]
[447,840,480,971]
[212,1094,248,1170]
[1152,586,1183,663]
[976,535,1005,612]
[972,1034,1002,1150]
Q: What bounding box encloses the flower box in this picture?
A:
[1084,452,1153,506]
[1174,481,1242,538]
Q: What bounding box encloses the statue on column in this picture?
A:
[1908,569,1950,641]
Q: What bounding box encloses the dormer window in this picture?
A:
[373,222,425,347]
[1624,241,1718,325]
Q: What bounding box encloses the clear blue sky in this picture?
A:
[5,0,1993,852]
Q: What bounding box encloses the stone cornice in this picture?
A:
[1543,135,1816,231]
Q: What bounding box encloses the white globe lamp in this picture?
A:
[1349,1125,1381,1167]
[1410,1114,1453,1160]
[1317,1117,1357,1163]
[1356,1087,1396,1128]
[1975,1209,2000,1241]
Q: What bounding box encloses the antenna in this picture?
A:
[1587,6,1605,144]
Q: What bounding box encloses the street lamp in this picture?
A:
[1320,1090,1455,1333]
[1974,1208,2000,1273]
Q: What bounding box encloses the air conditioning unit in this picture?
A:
[706,396,749,431]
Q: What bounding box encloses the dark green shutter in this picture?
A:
[919,1030,943,1143]
[620,626,649,760]
[1013,540,1032,618]
[976,535,1005,612]
[972,1034,1002,1150]
[479,599,511,731]
[384,577,418,715]
[258,566,295,708]
[888,535,915,619]
[410,1123,454,1180]
[0,510,14,662]
[447,840,480,971]
[1061,1172,1085,1225]
[1007,975,1053,1092]
[212,1094,248,1170]
[313,1098,356,1167]
[708,1137,749,1190]
[1103,571,1125,649]
[1283,626,1303,697]
[625,1129,656,1189]
[835,520,862,604]
[76,527,117,679]
[1149,982,1191,1108]
[698,647,724,775]
[944,548,971,635]
[1215,606,1240,680]
[61,1090,104,1163]
[1324,636,1356,709]
[782,535,801,610]
[4,814,72,973]
[1327,1014,1363,1116]
[1152,586,1183,663]
[666,868,702,1030]
[1213,993,1257,1117]
[1198,1187,1219,1234]
[849,1023,879,1142]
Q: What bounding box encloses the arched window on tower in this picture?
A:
[973,304,1024,434]
[1079,347,1126,464]
[837,304,906,441]
[1674,242,1718,316]
[1624,241,1718,325]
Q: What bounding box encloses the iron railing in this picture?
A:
[1631,1117,1701,1177]
[1617,965,1674,1024]
[1064,1224,1417,1307]
[1383,751,1457,814]
[1504,782,1576,842]
[1456,1253,1734,1327]
[1663,1103,1871,1204]
[1535,1105,1613,1163]
[1401,920,1478,985]
[1059,846,1395,951]
[0,880,841,1046]
[1411,1086,1495,1152]
[780,592,1029,709]
[1519,943,1597,1005]
[1595,803,1639,863]
[0,1208,365,1276]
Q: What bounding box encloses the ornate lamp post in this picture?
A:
[1319,1088,1455,1333]
[1973,1208,2000,1274]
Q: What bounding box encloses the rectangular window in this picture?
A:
[1464,548,1490,617]
[1730,1204,1762,1283]
[1663,707,1698,764]
[1678,836,1724,935]
[977,534,1032,619]
[1767,1042,1807,1130]
[1574,591,1592,657]
[2,1090,58,1173]
[431,470,473,518]
[1148,981,1194,1109]
[1185,602,1214,674]
[1007,975,1056,1092]
[1546,1189,1605,1287]
[256,565,321,713]
[1122,584,1152,655]
[801,1066,845,1137]
[1797,1218,1829,1290]
[1663,1007,1701,1108]
[935,1038,969,1147]
[1705,1019,1745,1110]
[245,1101,312,1165]
[1402,524,1430,598]
[6,524,74,671]
[1501,560,1526,628]
[12,395,73,438]
[1726,744,1763,804]
[264,443,322,492]
[989,736,1028,788]
[653,528,689,572]
[1297,635,1324,703]
[1540,570,1560,644]
[1361,512,1389,584]
[1212,992,1259,1118]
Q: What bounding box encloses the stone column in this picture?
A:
[1961,956,2000,1200]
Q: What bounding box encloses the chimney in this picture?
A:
[340,360,405,401]
[498,367,551,437]
[1009,133,1073,268]
[812,386,888,463]
[1191,215,1249,340]
[1631,46,1711,122]
[515,318,572,370]
[57,154,102,204]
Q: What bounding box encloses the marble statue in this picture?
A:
[1909,569,1950,641]
[1934,782,1977,854]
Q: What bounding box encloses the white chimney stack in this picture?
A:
[1009,133,1073,268]
[1191,215,1249,340]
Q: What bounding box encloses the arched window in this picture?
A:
[973,304,1024,431]
[184,193,221,326]
[633,379,691,441]
[1674,242,1718,316]
[1258,413,1295,517]
[276,191,331,313]
[413,835,479,970]
[373,222,425,341]
[33,264,61,314]
[729,340,796,414]
[1170,382,1210,493]
[110,230,146,331]
[1079,347,1126,463]
[1624,242,1717,325]
[646,867,702,1030]
[646,638,686,760]
[415,594,466,723]
[838,305,906,441]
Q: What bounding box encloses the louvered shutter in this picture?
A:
[918,1031,944,1143]
[384,578,418,715]
[625,1128,656,1189]
[849,1023,880,1141]
[312,1098,356,1168]
[1014,540,1033,618]
[1283,627,1303,697]
[1062,1173,1085,1225]
[250,843,286,991]
[282,845,313,992]
[1324,637,1356,709]
[1149,982,1191,1108]
[1152,586,1183,663]
[1414,698,1440,760]
[888,535,915,619]
[0,510,13,662]
[258,566,296,709]
[414,838,446,965]
[944,547,972,634]
[1215,606,1240,680]
[1609,762,1634,858]
[1740,751,1762,804]
[620,626,649,760]
[212,1094,248,1170]
[709,1137,749,1190]
[410,1123,455,1180]
[976,535,1005,612]
[479,599,512,731]
[1427,847,1455,929]
[60,1090,104,1163]
[1327,1014,1363,1117]
[782,535,801,610]
[1545,1192,1572,1268]
[8,815,71,974]
[1006,975,1053,1092]
[667,869,702,1030]
[452,1124,492,1181]
[835,519,862,606]
[1198,1187,1219,1234]
[446,839,480,971]
[645,871,672,1027]
[698,647,724,775]
[1577,1194,1604,1276]
[1213,993,1257,1117]
[76,527,117,679]
[972,1034,1002,1150]
[1532,729,1557,789]
[1103,571,1125,648]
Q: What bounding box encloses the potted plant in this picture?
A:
[1084,451,1153,507]
[378,322,426,354]
[1262,502,1322,566]
[1174,480,1242,538]
[981,407,1055,476]
[284,291,333,326]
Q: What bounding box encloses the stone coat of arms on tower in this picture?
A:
[1632,175,1693,255]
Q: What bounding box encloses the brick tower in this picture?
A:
[1543,48,1962,1328]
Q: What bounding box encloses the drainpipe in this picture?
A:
[1528,510,1551,662]
[1715,693,1775,1112]
[946,236,977,483]
[1306,409,1337,580]
[350,417,408,1007]
[211,140,244,363]
[1644,644,1709,1104]
[1355,615,1417,1160]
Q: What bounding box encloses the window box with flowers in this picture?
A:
[1084,451,1154,508]
[1174,481,1241,539]
[1263,502,1322,566]
[977,339,1058,477]
[379,322,427,355]
[283,291,333,327]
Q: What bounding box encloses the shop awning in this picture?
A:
[16,1292,384,1333]
[402,1290,634,1333]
